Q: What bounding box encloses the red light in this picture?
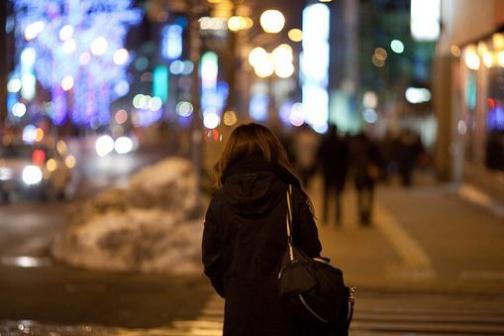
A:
[487,97,497,109]
[32,149,46,165]
[212,130,220,141]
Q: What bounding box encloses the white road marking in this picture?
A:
[374,204,435,274]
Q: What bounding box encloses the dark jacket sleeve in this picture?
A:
[202,198,226,297]
[292,188,322,258]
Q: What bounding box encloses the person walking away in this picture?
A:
[202,123,336,336]
[349,132,381,226]
[396,129,423,187]
[291,123,320,188]
[317,124,348,225]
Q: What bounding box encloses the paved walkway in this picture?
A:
[305,175,504,293]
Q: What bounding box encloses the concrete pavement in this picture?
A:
[306,175,504,293]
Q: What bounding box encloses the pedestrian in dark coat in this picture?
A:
[349,132,381,226]
[202,123,335,336]
[317,124,349,225]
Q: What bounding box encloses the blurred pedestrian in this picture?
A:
[317,124,348,225]
[202,123,336,336]
[396,129,423,187]
[291,123,320,188]
[349,132,381,226]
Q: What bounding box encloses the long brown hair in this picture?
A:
[213,123,292,189]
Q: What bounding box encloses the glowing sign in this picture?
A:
[411,0,440,41]
[301,3,330,133]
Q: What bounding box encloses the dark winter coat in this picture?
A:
[202,157,334,336]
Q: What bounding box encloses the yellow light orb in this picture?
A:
[65,155,77,169]
[464,45,480,70]
[498,51,504,67]
[223,110,238,126]
[46,159,58,172]
[288,28,303,42]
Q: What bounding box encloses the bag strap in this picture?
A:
[285,184,294,261]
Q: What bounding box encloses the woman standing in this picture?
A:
[202,123,331,336]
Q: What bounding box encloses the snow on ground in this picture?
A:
[52,157,204,274]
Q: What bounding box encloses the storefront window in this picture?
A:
[485,67,504,171]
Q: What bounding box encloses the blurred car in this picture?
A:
[0,141,75,202]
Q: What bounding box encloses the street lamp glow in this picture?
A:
[260,10,285,33]
[390,39,404,54]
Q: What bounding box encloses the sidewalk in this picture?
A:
[305,175,504,293]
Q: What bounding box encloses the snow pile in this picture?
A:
[52,157,204,274]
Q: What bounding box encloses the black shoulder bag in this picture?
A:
[278,185,355,332]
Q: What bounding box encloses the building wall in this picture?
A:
[435,0,504,198]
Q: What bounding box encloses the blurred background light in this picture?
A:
[302,3,330,133]
[170,60,185,75]
[61,75,74,91]
[90,36,108,56]
[288,28,303,42]
[260,10,285,33]
[248,47,268,68]
[201,51,219,90]
[289,102,305,127]
[62,38,77,54]
[115,136,134,154]
[12,102,27,118]
[223,110,238,126]
[114,80,130,97]
[59,25,74,41]
[363,108,378,124]
[22,125,37,143]
[24,21,44,41]
[493,33,504,50]
[176,101,194,117]
[95,135,115,157]
[464,46,480,70]
[411,0,440,41]
[203,111,221,129]
[363,91,378,109]
[390,39,404,54]
[113,48,129,65]
[162,25,183,60]
[405,87,432,104]
[7,78,22,93]
[115,110,128,124]
[22,165,43,186]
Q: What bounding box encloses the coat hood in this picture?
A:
[221,157,300,217]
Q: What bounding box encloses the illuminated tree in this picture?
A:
[11,0,142,127]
